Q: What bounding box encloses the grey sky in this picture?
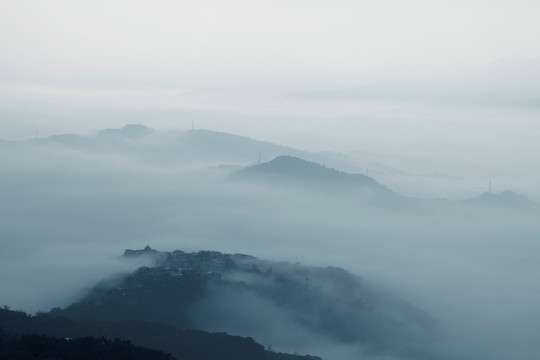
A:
[1,0,540,82]
[1,0,540,199]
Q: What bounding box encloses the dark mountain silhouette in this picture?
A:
[0,308,319,360]
[0,331,174,360]
[51,248,441,360]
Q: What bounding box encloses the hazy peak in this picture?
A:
[232,155,378,187]
[96,124,153,139]
[465,190,537,209]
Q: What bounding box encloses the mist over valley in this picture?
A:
[2,2,540,357]
[1,125,540,359]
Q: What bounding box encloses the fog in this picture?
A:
[1,127,540,359]
[2,59,540,203]
[2,0,540,358]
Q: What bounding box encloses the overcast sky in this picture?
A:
[1,0,540,171]
[2,0,540,84]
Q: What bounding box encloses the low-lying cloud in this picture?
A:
[1,130,540,359]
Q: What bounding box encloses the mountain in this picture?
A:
[96,124,154,140]
[231,155,391,192]
[51,247,441,360]
[230,156,540,214]
[0,330,174,360]
[0,308,318,360]
[229,156,412,211]
[463,190,538,209]
[22,125,361,172]
[32,124,153,151]
[176,129,311,164]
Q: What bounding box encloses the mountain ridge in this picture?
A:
[0,307,318,360]
[50,247,442,360]
[231,155,539,211]
[231,155,387,190]
[3,124,535,208]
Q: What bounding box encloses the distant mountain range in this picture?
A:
[231,155,538,210]
[27,124,361,172]
[3,124,535,208]
[0,123,503,182]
